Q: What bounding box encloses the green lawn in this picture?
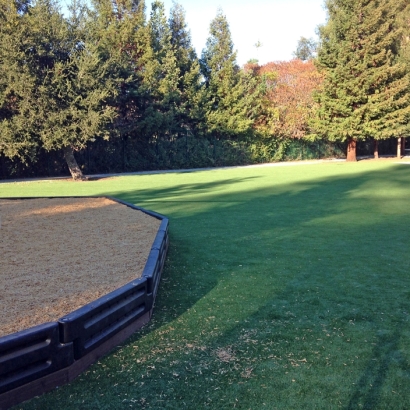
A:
[3,160,410,409]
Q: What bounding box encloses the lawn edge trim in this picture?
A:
[0,196,169,410]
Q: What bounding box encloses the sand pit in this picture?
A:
[0,197,160,337]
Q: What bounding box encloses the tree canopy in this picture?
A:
[257,60,323,140]
[293,37,317,61]
[0,0,118,179]
[200,10,263,140]
[1,1,269,178]
[313,0,410,161]
[2,0,410,178]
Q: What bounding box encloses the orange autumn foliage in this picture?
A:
[249,59,323,139]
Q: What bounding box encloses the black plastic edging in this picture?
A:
[142,249,161,296]
[0,322,74,394]
[58,278,151,360]
[0,196,169,407]
[107,196,169,299]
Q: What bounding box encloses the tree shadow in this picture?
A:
[19,163,410,409]
[101,163,410,331]
[104,175,261,204]
[346,325,408,410]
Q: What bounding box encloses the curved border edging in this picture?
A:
[0,197,169,410]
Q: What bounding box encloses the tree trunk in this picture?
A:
[397,137,402,158]
[63,146,87,181]
[374,140,379,159]
[346,138,357,162]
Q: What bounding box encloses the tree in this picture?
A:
[199,10,257,139]
[313,0,410,161]
[86,0,153,146]
[0,0,38,162]
[253,40,263,63]
[257,60,323,139]
[293,36,317,61]
[168,2,203,133]
[395,3,410,158]
[0,0,117,180]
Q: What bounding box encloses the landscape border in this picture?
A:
[0,196,169,410]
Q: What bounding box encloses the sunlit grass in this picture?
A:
[3,160,410,409]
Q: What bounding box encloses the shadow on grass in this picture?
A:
[110,176,261,203]
[346,325,408,410]
[19,163,410,409]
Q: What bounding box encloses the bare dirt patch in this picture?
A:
[0,197,160,337]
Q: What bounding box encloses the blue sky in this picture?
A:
[61,0,328,66]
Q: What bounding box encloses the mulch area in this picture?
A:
[0,197,160,337]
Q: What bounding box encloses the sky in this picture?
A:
[160,0,328,66]
[61,0,328,67]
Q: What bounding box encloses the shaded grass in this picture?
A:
[2,161,410,409]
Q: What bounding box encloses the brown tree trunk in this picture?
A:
[397,137,402,158]
[63,146,87,181]
[346,138,357,162]
[374,140,379,159]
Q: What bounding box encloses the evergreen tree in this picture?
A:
[147,0,180,137]
[313,0,410,161]
[89,0,192,160]
[169,2,196,75]
[199,10,256,139]
[0,0,38,161]
[88,0,154,146]
[397,4,410,72]
[0,0,117,179]
[168,2,203,134]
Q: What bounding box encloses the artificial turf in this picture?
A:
[2,160,410,409]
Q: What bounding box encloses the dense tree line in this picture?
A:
[1,0,410,179]
[0,0,267,179]
[312,0,410,161]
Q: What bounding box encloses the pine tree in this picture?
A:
[397,4,410,82]
[89,0,187,155]
[147,0,180,137]
[199,10,256,139]
[168,2,203,134]
[88,0,154,145]
[313,0,410,161]
[169,2,196,75]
